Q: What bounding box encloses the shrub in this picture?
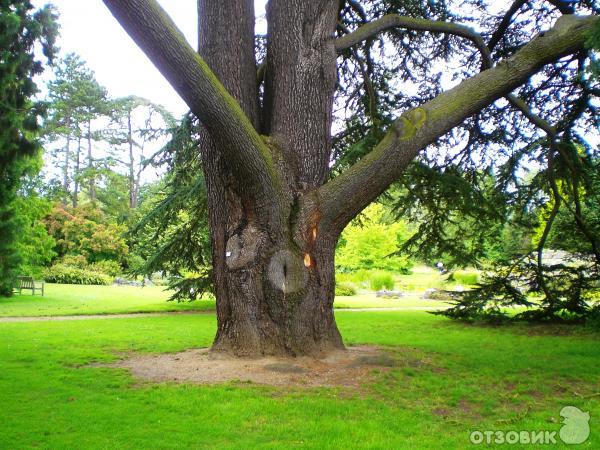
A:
[61,254,88,269]
[448,270,479,286]
[44,264,112,285]
[336,270,370,285]
[335,283,356,296]
[369,271,394,291]
[90,260,122,277]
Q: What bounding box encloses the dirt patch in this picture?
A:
[102,345,395,388]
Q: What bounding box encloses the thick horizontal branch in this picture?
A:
[103,0,281,222]
[320,15,598,233]
[334,14,489,53]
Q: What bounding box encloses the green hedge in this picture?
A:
[44,264,113,285]
[335,283,357,296]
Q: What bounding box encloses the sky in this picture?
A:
[34,0,267,118]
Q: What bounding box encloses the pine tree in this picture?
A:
[0,1,57,296]
[105,0,599,354]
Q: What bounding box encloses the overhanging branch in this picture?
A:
[321,15,598,234]
[334,14,490,54]
[103,0,281,222]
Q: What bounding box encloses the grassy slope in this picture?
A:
[0,312,598,449]
[0,284,449,317]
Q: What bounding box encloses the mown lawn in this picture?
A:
[0,311,598,449]
[0,284,215,317]
[0,284,447,317]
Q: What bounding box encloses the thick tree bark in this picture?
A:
[262,0,339,187]
[103,0,597,356]
[197,0,343,356]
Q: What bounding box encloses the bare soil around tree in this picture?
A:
[102,345,397,388]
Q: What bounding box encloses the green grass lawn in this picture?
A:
[0,284,448,317]
[0,311,598,449]
[334,294,448,309]
[0,284,216,317]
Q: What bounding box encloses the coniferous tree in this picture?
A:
[45,54,108,206]
[0,1,57,296]
[106,0,599,354]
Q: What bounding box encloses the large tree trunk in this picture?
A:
[198,0,343,356]
[211,221,344,356]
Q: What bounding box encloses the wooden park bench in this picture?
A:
[16,276,45,296]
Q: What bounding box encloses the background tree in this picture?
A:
[107,96,175,209]
[104,0,598,355]
[45,53,109,206]
[12,176,57,278]
[0,0,57,296]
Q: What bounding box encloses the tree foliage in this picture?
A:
[129,114,212,300]
[45,53,110,205]
[0,0,57,295]
[332,1,600,323]
[44,204,129,264]
[336,203,412,273]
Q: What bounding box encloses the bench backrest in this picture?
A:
[18,277,35,289]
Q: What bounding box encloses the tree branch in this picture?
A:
[103,0,281,221]
[487,0,527,52]
[334,14,490,54]
[321,15,598,234]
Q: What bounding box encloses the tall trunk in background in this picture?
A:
[72,135,81,208]
[127,110,137,209]
[103,0,597,356]
[62,115,71,205]
[87,118,96,202]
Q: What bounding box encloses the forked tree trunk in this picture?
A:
[103,0,597,357]
[198,0,343,356]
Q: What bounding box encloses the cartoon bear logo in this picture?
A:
[559,406,590,445]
